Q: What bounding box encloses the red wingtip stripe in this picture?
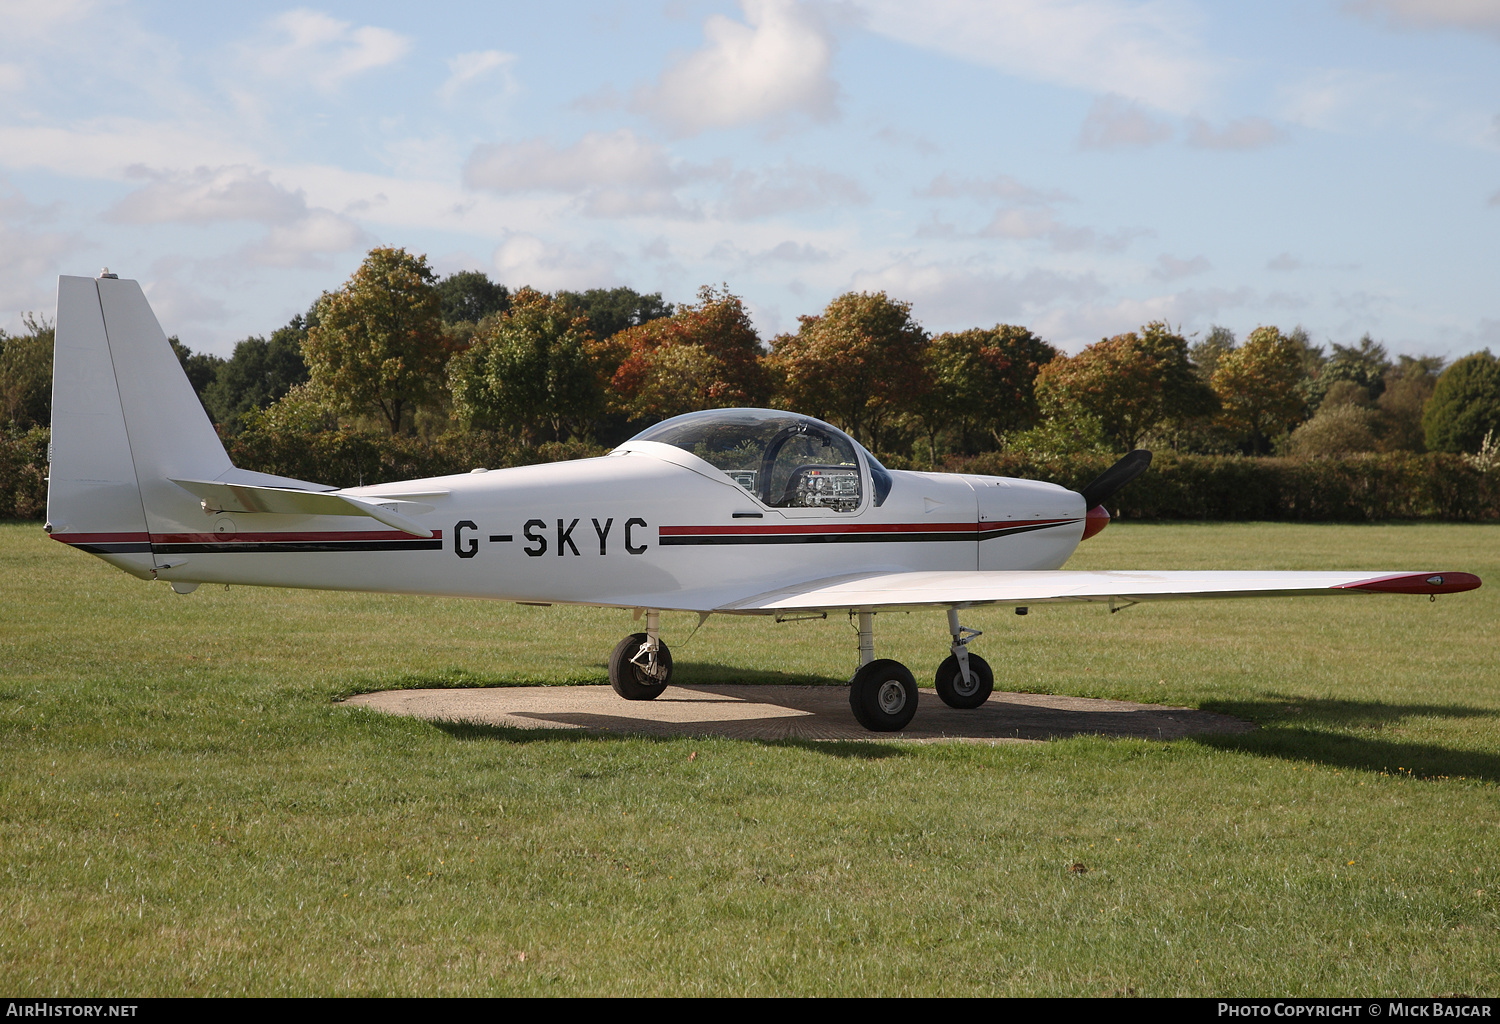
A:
[1335,572,1482,594]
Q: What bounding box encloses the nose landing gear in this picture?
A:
[609,609,673,700]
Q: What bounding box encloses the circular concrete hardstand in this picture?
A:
[342,685,1253,744]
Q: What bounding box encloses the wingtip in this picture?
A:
[1335,572,1482,594]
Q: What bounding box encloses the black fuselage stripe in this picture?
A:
[152,540,443,553]
[660,522,1071,546]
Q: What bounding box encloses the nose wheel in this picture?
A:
[935,652,993,708]
[609,610,673,700]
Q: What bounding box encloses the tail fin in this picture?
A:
[48,274,234,577]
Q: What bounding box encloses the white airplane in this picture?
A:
[46,274,1482,731]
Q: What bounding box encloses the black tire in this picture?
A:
[848,659,919,732]
[609,632,672,700]
[934,653,994,709]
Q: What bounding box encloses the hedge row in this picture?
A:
[3,426,1497,522]
[947,450,1500,522]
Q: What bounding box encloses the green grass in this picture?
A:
[1,520,1497,996]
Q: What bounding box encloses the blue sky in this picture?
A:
[1,0,1497,359]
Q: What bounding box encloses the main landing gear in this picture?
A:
[609,609,674,700]
[848,607,995,732]
[608,606,996,733]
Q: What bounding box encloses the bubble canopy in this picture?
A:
[630,408,892,510]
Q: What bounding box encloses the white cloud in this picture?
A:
[1186,115,1283,150]
[1151,253,1211,281]
[1267,252,1302,271]
[239,209,371,269]
[492,235,623,292]
[465,131,678,193]
[1031,287,1255,352]
[439,50,515,103]
[463,131,701,220]
[245,9,410,92]
[1344,0,1500,40]
[718,162,869,219]
[0,0,95,38]
[0,122,259,179]
[0,63,24,92]
[920,172,1069,205]
[1078,94,1174,148]
[980,207,1058,240]
[974,205,1146,253]
[858,0,1217,113]
[849,258,1107,333]
[106,165,308,225]
[707,237,835,266]
[0,221,74,316]
[635,0,839,135]
[141,276,232,330]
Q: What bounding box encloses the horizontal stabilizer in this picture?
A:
[171,479,434,538]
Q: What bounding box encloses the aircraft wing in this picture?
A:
[712,569,1481,613]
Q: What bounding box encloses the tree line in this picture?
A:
[3,245,1499,470]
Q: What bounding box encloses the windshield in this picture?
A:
[631,408,866,511]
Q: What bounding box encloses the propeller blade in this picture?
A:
[1078,450,1153,509]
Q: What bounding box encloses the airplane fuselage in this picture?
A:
[67,438,1087,612]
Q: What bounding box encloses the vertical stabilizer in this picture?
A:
[48,277,155,576]
[48,274,237,576]
[95,277,233,537]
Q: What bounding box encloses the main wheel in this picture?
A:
[849,659,919,732]
[934,653,994,709]
[609,633,673,700]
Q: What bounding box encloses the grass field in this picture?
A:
[1,520,1497,996]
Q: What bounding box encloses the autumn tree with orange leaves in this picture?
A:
[769,291,929,454]
[600,285,772,423]
[1035,322,1217,450]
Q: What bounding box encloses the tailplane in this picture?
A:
[47,273,327,578]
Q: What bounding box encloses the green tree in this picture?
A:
[1035,322,1217,451]
[1375,355,1443,452]
[918,325,1057,461]
[435,270,510,326]
[303,247,450,435]
[1211,325,1307,454]
[168,337,226,422]
[0,313,55,429]
[768,291,930,454]
[447,287,601,443]
[1423,350,1500,453]
[1306,333,1391,408]
[202,324,311,434]
[1190,324,1236,382]
[603,285,772,423]
[556,287,673,341]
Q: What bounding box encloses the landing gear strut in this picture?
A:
[610,610,673,700]
[845,607,997,732]
[847,610,918,732]
[935,608,993,709]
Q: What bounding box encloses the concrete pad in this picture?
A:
[342,685,1253,744]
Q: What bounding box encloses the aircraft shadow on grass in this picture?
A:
[1197,695,1500,782]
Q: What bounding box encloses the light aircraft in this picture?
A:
[47,274,1482,731]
